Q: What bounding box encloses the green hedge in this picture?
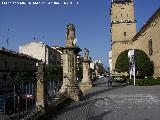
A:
[128,77,160,86]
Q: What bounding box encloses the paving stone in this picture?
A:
[50,78,160,120]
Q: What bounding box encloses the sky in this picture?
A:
[0,0,160,67]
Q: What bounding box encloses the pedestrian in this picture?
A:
[108,74,113,87]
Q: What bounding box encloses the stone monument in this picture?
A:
[59,24,82,101]
[80,48,92,92]
[36,62,47,107]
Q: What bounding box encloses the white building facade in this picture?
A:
[19,41,61,65]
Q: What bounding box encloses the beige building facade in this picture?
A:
[110,0,160,77]
[131,9,160,77]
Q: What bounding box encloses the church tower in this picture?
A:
[110,0,136,72]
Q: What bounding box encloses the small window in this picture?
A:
[148,39,153,55]
[124,32,126,36]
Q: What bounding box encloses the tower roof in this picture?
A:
[112,0,133,3]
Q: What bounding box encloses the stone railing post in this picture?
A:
[35,62,47,107]
[80,49,92,92]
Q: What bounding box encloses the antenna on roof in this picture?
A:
[6,28,10,48]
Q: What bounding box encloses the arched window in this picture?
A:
[148,39,153,55]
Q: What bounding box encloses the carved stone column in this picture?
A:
[80,49,92,92]
[36,62,47,107]
[59,24,82,101]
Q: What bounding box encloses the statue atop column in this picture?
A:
[84,48,89,56]
[84,48,90,60]
[66,24,77,47]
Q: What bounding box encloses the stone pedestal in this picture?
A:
[80,81,92,93]
[60,47,83,101]
[80,51,92,92]
[67,85,82,101]
[36,62,47,107]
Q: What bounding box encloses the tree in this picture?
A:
[115,50,129,73]
[14,72,34,86]
[97,63,105,75]
[45,65,63,81]
[115,49,154,76]
[13,72,35,112]
[45,65,63,93]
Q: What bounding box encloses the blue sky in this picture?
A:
[0,0,160,67]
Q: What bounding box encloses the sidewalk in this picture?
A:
[51,78,125,120]
[51,78,160,120]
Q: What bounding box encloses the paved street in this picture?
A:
[51,78,160,120]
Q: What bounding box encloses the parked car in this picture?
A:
[98,76,104,79]
[114,77,123,81]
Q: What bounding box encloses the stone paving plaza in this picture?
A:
[51,78,160,120]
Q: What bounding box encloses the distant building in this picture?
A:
[19,41,61,66]
[51,46,63,66]
[0,47,38,93]
[90,62,95,70]
[90,60,104,76]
